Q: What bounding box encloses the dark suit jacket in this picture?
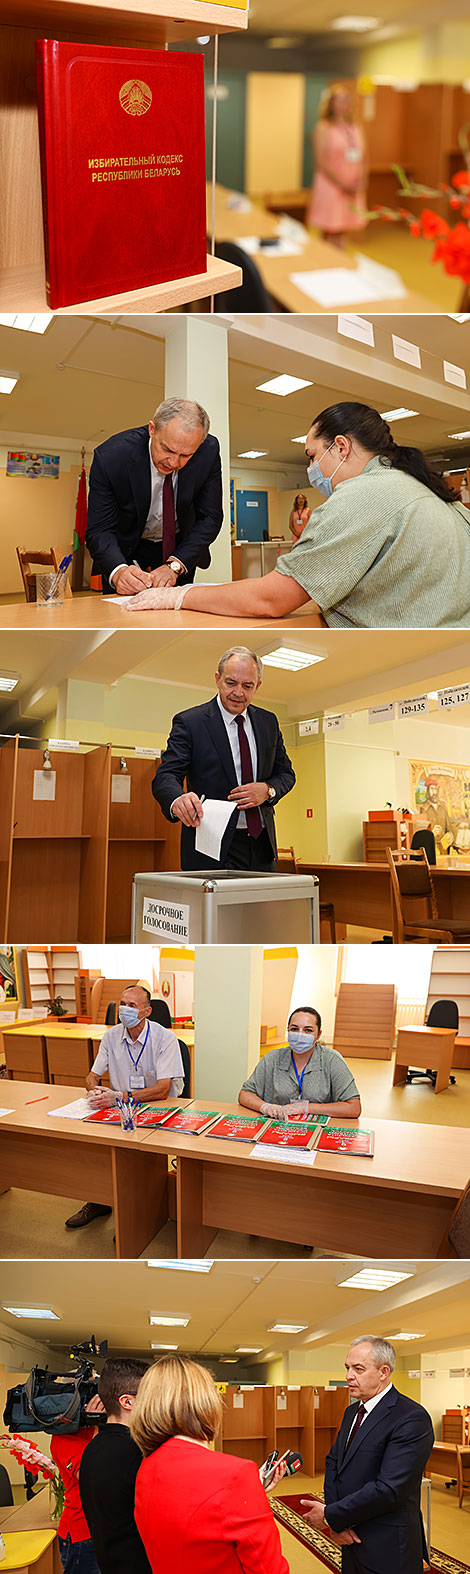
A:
[153,696,296,869]
[324,1387,434,1574]
[85,425,223,584]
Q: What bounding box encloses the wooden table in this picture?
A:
[298,862,470,934]
[2,1022,106,1086]
[246,236,441,314]
[0,1080,170,1258]
[143,1099,469,1259]
[394,1025,457,1094]
[424,1442,459,1481]
[206,183,280,241]
[0,1490,60,1574]
[0,595,321,630]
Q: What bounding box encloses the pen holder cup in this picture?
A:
[35,572,67,605]
[119,1103,137,1132]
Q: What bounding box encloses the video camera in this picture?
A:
[3,1335,109,1436]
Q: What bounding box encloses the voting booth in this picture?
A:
[131,872,320,945]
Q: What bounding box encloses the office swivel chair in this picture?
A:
[411,827,436,865]
[406,998,459,1088]
[105,998,191,1098]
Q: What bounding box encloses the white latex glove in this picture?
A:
[126,585,189,611]
[87,1087,116,1109]
[259,1102,289,1121]
[284,1100,311,1118]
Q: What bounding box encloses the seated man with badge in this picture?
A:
[64,981,183,1232]
[238,1005,361,1121]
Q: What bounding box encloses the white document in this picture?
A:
[233,1393,244,1409]
[0,1011,16,1024]
[250,1144,317,1167]
[195,800,237,863]
[111,775,131,803]
[47,1098,91,1120]
[290,255,406,308]
[33,769,56,801]
[239,235,303,258]
[0,1108,14,1118]
[277,1394,287,1411]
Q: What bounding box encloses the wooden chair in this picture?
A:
[333,981,396,1060]
[320,902,336,942]
[386,847,470,943]
[90,976,139,1022]
[456,1446,470,1507]
[277,846,297,872]
[442,1178,470,1257]
[17,546,73,603]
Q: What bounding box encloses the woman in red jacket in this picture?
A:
[131,1354,289,1574]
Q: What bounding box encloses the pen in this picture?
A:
[193,793,206,822]
[26,1096,49,1105]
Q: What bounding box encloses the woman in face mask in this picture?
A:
[238,1006,361,1122]
[126,402,470,629]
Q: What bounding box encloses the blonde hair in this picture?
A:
[130,1355,223,1458]
[318,83,355,123]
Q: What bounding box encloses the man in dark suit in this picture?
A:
[153,646,296,871]
[301,1336,434,1574]
[85,398,223,594]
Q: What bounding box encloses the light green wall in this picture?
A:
[194,946,264,1100]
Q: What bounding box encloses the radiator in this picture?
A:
[396,1000,426,1029]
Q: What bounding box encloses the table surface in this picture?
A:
[299,860,470,877]
[0,1079,152,1147]
[0,1493,53,1534]
[397,1024,457,1038]
[0,595,321,630]
[206,183,280,240]
[2,1022,105,1041]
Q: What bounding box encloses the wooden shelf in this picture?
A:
[0,0,248,42]
[0,255,242,313]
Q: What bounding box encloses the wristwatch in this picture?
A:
[166,558,185,577]
[267,786,276,801]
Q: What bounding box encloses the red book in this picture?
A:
[161,1108,220,1135]
[35,40,207,307]
[206,1114,271,1143]
[85,1103,180,1127]
[316,1127,375,1157]
[256,1121,319,1151]
[85,1106,121,1124]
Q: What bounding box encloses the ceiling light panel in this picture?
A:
[256,375,313,397]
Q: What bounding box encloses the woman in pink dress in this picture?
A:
[307,84,367,248]
[289,492,311,541]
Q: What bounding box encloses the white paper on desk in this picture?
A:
[250,1144,317,1167]
[289,255,406,307]
[0,1108,14,1117]
[47,1098,91,1120]
[239,235,303,258]
[102,595,134,607]
[195,800,237,863]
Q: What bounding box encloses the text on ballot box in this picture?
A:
[142,898,190,942]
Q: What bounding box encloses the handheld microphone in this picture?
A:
[284,1450,303,1475]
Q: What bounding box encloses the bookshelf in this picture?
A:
[23,945,79,1012]
[313,1388,349,1473]
[427,948,470,1069]
[0,740,180,942]
[275,1386,314,1476]
[0,0,246,312]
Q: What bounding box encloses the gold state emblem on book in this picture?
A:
[119,79,153,116]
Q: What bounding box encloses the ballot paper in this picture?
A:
[47,1098,92,1120]
[238,235,304,258]
[250,1144,317,1167]
[195,799,237,863]
[289,255,406,307]
[0,1108,14,1118]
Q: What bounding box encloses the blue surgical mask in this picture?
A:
[119,1005,143,1029]
[288,1030,316,1054]
[307,440,346,499]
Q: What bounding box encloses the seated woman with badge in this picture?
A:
[238,1005,361,1121]
[64,981,183,1232]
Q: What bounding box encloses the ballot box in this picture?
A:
[131,871,320,944]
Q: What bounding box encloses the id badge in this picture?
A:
[129,1074,145,1089]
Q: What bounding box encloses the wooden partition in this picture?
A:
[219,1385,276,1468]
[314,1387,349,1472]
[0,743,180,942]
[333,982,397,1061]
[275,1386,314,1475]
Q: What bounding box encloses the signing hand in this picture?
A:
[148,566,178,588]
[113,565,153,596]
[171,792,205,828]
[228,782,268,809]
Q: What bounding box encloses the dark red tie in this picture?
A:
[345,1402,366,1452]
[235,714,263,839]
[162,473,176,559]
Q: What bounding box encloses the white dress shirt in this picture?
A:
[216,693,258,830]
[109,440,178,583]
[91,1018,184,1096]
[345,1382,393,1446]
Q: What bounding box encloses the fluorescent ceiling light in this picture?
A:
[331,15,382,30]
[383,1331,425,1340]
[267,1322,309,1334]
[149,1314,190,1326]
[237,450,269,459]
[381,408,419,421]
[150,1342,179,1350]
[339,1269,414,1290]
[0,375,18,394]
[261,646,326,671]
[236,1349,263,1357]
[256,375,313,397]
[3,1306,59,1319]
[0,672,20,692]
[147,1260,213,1274]
[291,435,308,444]
[218,1356,239,1363]
[448,430,470,439]
[0,313,52,333]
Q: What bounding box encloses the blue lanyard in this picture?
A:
[291,1051,313,1098]
[126,1021,150,1071]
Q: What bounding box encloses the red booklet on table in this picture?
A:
[35,40,207,307]
[85,1104,180,1127]
[205,1114,271,1143]
[161,1108,220,1135]
[255,1121,320,1151]
[316,1127,375,1157]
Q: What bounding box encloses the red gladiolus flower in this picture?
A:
[420,208,450,239]
[409,221,421,238]
[433,223,470,283]
[452,170,470,191]
[450,196,462,209]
